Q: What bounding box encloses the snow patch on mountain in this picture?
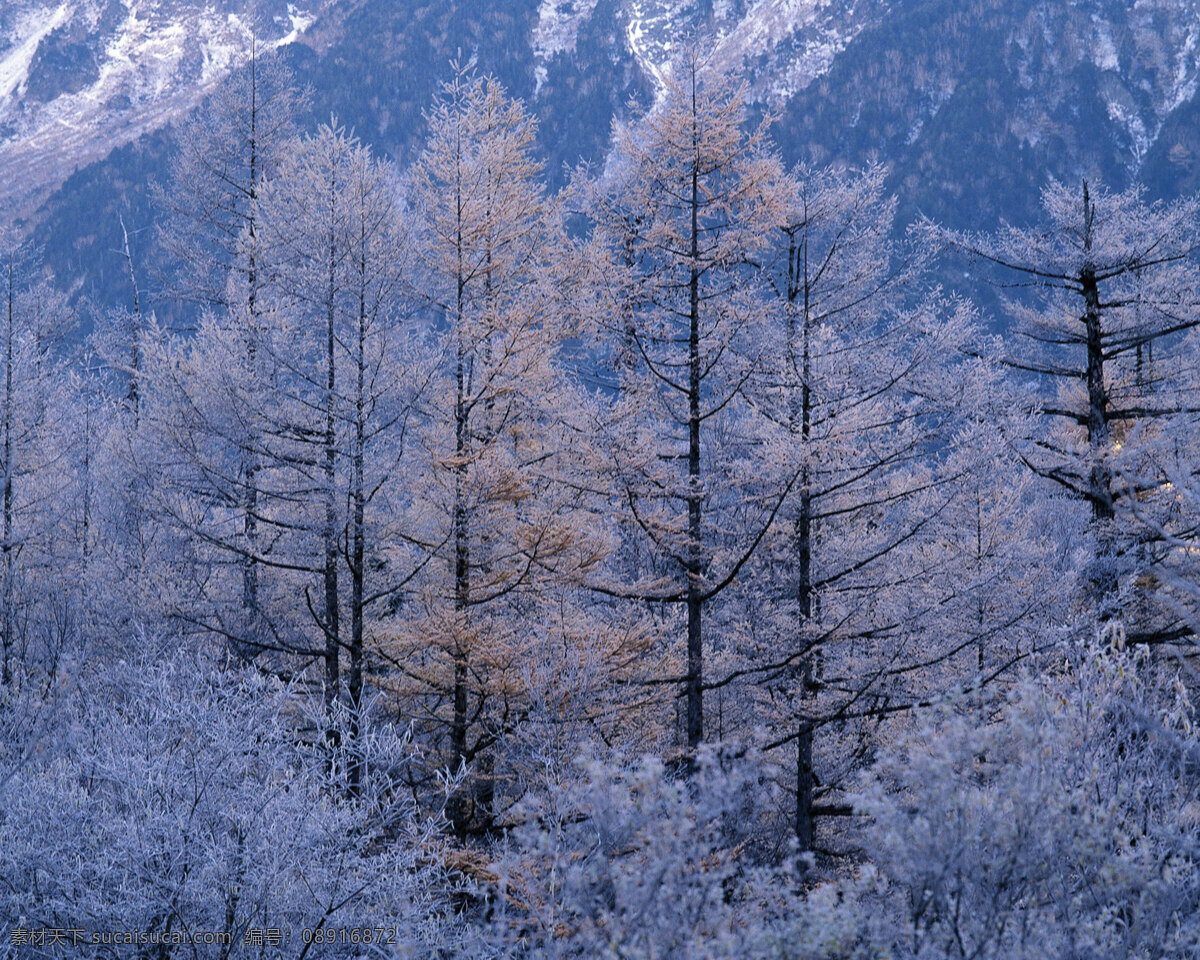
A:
[0,3,71,100]
[95,5,189,98]
[1105,94,1151,166]
[198,15,243,85]
[618,0,879,104]
[0,0,327,223]
[279,4,315,46]
[533,0,601,94]
[1166,24,1200,113]
[625,0,693,91]
[1098,5,1200,171]
[534,0,601,60]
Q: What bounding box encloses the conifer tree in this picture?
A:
[580,52,789,754]
[0,243,79,683]
[929,179,1200,630]
[749,163,986,846]
[256,122,420,784]
[155,42,305,650]
[394,70,600,829]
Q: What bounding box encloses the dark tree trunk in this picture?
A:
[795,722,815,850]
[241,48,261,653]
[347,278,368,794]
[1079,183,1119,612]
[1081,182,1113,523]
[451,271,470,770]
[322,191,341,743]
[1083,268,1112,522]
[787,222,819,848]
[685,70,705,752]
[1,261,13,686]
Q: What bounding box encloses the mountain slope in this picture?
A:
[0,0,332,223]
[7,0,1200,316]
[775,0,1200,231]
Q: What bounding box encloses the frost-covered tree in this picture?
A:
[389,70,603,832]
[152,124,420,716]
[83,220,179,647]
[0,244,80,684]
[255,122,423,783]
[146,288,294,656]
[0,647,454,957]
[91,217,149,423]
[155,42,306,645]
[689,161,998,849]
[484,743,890,960]
[259,123,357,717]
[579,52,789,754]
[858,637,1200,960]
[156,39,304,314]
[929,179,1200,627]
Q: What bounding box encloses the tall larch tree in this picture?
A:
[398,69,600,831]
[155,39,305,651]
[930,179,1200,633]
[256,122,422,785]
[581,52,789,755]
[0,243,79,684]
[735,164,992,847]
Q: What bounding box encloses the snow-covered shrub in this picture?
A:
[857,639,1200,960]
[483,744,890,959]
[0,649,452,958]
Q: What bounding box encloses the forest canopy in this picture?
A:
[1,46,1198,959]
